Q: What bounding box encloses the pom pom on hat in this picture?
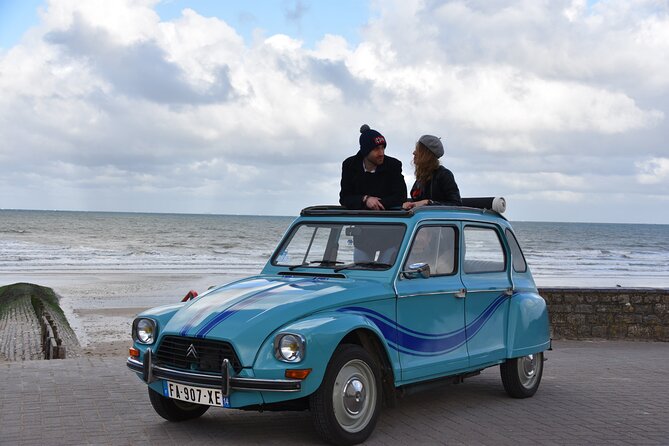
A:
[418,134,444,158]
[358,124,386,157]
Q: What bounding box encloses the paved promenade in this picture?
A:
[1,340,668,445]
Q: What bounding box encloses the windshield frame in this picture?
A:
[271,221,407,271]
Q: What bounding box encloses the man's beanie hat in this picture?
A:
[418,134,444,158]
[358,124,387,157]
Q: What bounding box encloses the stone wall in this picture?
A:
[540,288,669,341]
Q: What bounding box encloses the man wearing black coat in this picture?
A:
[339,124,407,210]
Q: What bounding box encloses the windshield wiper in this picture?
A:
[287,260,344,271]
[334,261,392,272]
[310,260,344,266]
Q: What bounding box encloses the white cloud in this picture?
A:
[39,0,161,45]
[636,157,669,184]
[0,0,668,222]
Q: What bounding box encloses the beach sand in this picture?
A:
[0,271,247,358]
[4,270,665,361]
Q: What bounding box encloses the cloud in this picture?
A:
[282,0,310,24]
[0,0,668,223]
[636,157,669,185]
[45,15,235,104]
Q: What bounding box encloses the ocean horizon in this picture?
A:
[2,209,668,289]
[3,207,669,226]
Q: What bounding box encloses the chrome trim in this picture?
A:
[222,358,231,396]
[397,290,464,298]
[464,288,509,294]
[273,332,306,363]
[143,347,155,383]
[127,356,302,392]
[132,317,158,345]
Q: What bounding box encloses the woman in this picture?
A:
[402,135,461,209]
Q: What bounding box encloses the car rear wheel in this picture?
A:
[310,344,382,445]
[500,352,544,398]
[148,387,210,421]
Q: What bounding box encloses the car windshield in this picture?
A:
[272,222,406,271]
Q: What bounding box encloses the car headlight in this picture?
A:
[133,318,157,344]
[274,333,306,362]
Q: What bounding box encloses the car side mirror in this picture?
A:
[402,262,431,279]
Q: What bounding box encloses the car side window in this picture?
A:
[405,226,456,276]
[463,226,506,273]
[505,229,528,273]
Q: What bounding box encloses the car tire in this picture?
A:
[500,352,544,398]
[148,387,210,421]
[310,344,382,446]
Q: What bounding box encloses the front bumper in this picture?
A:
[127,347,302,395]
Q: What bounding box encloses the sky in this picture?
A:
[0,0,668,224]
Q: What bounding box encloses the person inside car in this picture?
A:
[339,124,407,210]
[402,135,461,209]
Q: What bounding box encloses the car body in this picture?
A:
[128,204,551,445]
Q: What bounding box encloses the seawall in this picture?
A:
[0,283,79,361]
[540,288,669,342]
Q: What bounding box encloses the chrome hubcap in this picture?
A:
[518,353,541,388]
[343,377,366,415]
[332,359,377,433]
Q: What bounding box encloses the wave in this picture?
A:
[0,229,28,234]
[2,211,668,287]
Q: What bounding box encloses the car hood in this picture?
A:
[161,275,393,365]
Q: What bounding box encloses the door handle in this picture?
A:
[454,289,466,299]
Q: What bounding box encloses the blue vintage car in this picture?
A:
[128,203,551,445]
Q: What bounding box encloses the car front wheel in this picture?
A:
[148,387,210,421]
[310,344,382,445]
[500,352,544,398]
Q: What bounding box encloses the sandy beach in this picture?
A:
[3,268,667,361]
[0,271,247,358]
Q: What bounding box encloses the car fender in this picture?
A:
[506,292,551,358]
[253,309,397,403]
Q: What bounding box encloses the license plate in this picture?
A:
[164,381,228,407]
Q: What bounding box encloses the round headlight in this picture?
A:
[275,333,305,362]
[135,318,156,344]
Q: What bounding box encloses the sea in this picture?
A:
[1,209,668,289]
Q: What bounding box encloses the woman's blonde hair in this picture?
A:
[413,142,440,184]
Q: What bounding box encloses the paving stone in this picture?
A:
[1,340,669,445]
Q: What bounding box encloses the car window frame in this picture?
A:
[462,224,508,274]
[505,228,528,273]
[403,224,460,278]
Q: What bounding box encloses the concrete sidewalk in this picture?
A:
[1,340,668,445]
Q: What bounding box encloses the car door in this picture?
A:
[460,224,511,366]
[395,223,468,382]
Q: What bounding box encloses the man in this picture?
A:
[339,124,407,210]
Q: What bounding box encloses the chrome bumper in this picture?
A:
[127,348,302,395]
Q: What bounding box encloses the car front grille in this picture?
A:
[155,336,242,373]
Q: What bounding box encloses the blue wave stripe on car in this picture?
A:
[338,307,466,355]
[178,279,279,336]
[340,306,465,338]
[340,293,508,356]
[193,280,312,338]
[462,293,509,340]
[347,311,460,357]
[396,326,468,354]
[343,310,399,344]
[194,291,269,338]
